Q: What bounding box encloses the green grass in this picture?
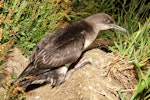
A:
[14,0,72,55]
[114,19,150,100]
[112,18,150,63]
[0,0,72,58]
[131,62,150,100]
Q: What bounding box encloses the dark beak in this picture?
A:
[112,24,128,32]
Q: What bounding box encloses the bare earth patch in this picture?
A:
[0,47,137,100]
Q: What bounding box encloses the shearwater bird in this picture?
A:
[13,13,127,89]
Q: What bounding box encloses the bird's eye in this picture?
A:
[104,18,111,24]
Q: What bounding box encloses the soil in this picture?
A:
[0,47,137,100]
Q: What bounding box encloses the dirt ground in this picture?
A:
[0,47,137,100]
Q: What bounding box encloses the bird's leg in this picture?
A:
[49,59,90,86]
[64,58,91,82]
[49,64,72,87]
[49,66,68,86]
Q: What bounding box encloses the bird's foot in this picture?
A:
[49,66,68,87]
[64,58,91,82]
[74,58,91,70]
[50,78,57,87]
[49,59,90,87]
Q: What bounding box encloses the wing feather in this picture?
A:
[30,29,85,69]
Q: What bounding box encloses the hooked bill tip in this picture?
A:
[113,24,128,33]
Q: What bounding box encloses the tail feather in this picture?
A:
[12,62,52,88]
[17,62,34,79]
[12,63,68,89]
[18,67,61,88]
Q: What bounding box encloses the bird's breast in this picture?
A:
[83,32,98,50]
[84,39,92,49]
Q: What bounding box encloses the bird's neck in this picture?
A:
[72,20,99,50]
[83,31,99,50]
[82,20,99,50]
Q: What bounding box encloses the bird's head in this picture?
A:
[84,13,127,33]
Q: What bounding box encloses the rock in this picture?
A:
[5,47,28,76]
[1,48,137,100]
[26,49,136,100]
[0,47,28,93]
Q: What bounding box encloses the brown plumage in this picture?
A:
[13,13,127,89]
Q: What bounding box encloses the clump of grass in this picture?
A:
[130,62,150,100]
[0,81,26,100]
[112,18,150,64]
[0,0,72,60]
[0,0,15,62]
[113,19,150,100]
[14,0,72,55]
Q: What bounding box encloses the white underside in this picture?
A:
[57,66,68,74]
[84,39,92,49]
